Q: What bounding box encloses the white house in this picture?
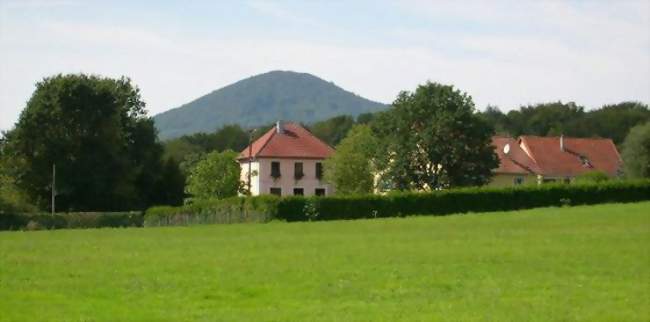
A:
[238,121,335,196]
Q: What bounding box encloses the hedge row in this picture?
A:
[278,180,650,221]
[144,180,650,226]
[144,196,279,227]
[0,212,143,231]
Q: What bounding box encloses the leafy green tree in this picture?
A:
[149,158,186,206]
[476,101,649,145]
[186,150,242,199]
[621,122,650,179]
[179,124,249,153]
[163,124,251,177]
[478,105,509,136]
[0,146,37,213]
[324,125,378,194]
[579,102,650,145]
[356,113,375,124]
[310,115,355,146]
[505,101,586,137]
[2,74,179,211]
[373,82,498,190]
[163,139,203,164]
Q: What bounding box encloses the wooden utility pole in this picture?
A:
[51,163,56,215]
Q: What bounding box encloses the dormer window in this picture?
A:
[271,161,281,178]
[579,155,593,168]
[294,162,304,180]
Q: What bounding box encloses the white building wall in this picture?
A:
[239,160,260,196]
[255,158,333,196]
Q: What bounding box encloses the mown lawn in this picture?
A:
[0,202,648,322]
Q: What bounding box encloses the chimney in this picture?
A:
[276,120,283,134]
[560,135,565,152]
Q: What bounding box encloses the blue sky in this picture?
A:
[1,0,649,131]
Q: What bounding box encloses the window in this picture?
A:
[315,162,323,180]
[271,161,281,179]
[563,177,571,184]
[270,188,282,196]
[315,188,326,196]
[294,162,304,180]
[293,188,304,196]
[513,177,524,185]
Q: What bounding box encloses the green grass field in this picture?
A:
[1,202,649,322]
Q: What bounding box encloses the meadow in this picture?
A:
[1,202,648,322]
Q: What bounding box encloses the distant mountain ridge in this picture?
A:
[153,71,388,140]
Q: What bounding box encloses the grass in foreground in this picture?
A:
[0,202,649,322]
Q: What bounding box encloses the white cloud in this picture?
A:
[0,1,648,131]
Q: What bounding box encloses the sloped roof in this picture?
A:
[519,136,622,177]
[238,122,335,160]
[493,135,622,177]
[492,136,540,175]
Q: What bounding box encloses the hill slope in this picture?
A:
[153,71,388,139]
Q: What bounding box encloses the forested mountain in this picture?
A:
[153,71,388,139]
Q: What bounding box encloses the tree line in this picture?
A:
[1,73,648,212]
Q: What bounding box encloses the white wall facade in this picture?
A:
[240,160,261,196]
[240,158,333,197]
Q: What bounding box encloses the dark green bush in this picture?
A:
[141,180,650,227]
[0,212,143,231]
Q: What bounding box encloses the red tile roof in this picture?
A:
[493,135,622,177]
[519,136,622,177]
[492,137,540,174]
[238,122,335,160]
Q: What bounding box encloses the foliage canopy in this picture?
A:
[373,82,498,190]
[622,122,650,179]
[324,124,379,194]
[186,150,242,199]
[2,74,182,211]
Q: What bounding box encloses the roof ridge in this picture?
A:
[521,134,612,141]
[518,136,540,167]
[254,127,277,158]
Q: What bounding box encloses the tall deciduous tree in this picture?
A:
[373,82,498,190]
[622,122,650,179]
[310,115,356,146]
[324,124,378,194]
[186,150,242,199]
[3,74,181,211]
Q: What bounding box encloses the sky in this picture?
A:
[1,0,649,131]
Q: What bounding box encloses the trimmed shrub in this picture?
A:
[141,180,650,227]
[575,171,610,183]
[0,212,143,231]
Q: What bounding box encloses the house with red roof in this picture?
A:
[490,135,623,186]
[238,121,335,196]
